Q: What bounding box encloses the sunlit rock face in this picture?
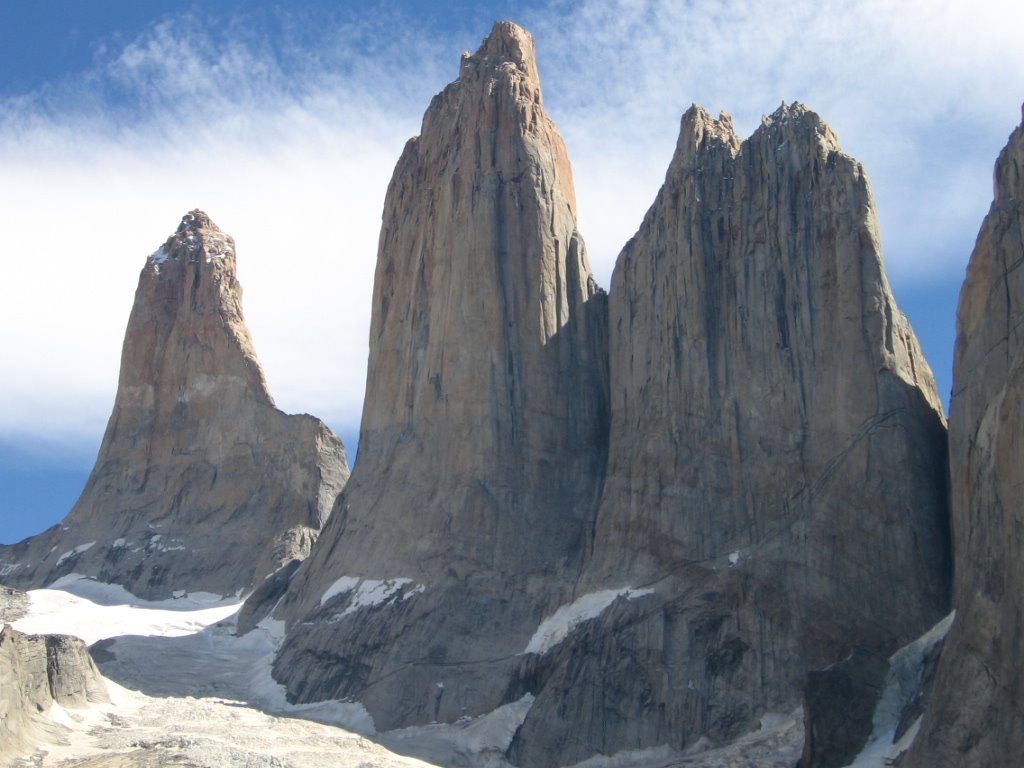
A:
[905,109,1024,768]
[273,21,609,729]
[0,210,349,600]
[509,103,951,766]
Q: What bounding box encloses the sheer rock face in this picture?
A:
[905,110,1024,768]
[0,211,349,600]
[509,105,951,766]
[273,22,609,729]
[0,624,109,762]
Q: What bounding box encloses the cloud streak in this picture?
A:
[1,0,1021,451]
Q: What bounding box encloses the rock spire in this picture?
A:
[0,210,349,599]
[905,109,1024,767]
[509,103,952,765]
[272,21,609,729]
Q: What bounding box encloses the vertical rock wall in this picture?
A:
[905,109,1024,768]
[510,104,951,766]
[274,22,609,729]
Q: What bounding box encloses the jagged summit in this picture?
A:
[459,21,539,85]
[148,209,233,266]
[0,210,349,600]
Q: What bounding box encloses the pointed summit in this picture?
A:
[272,23,608,730]
[459,21,540,87]
[0,211,349,599]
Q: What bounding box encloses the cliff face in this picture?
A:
[272,22,609,729]
[0,211,349,600]
[509,105,951,766]
[905,110,1024,768]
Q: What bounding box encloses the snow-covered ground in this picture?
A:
[8,574,428,767]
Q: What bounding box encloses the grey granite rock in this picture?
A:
[799,648,889,768]
[509,104,951,766]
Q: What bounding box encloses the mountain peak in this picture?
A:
[459,20,539,90]
[149,209,233,268]
[0,211,349,600]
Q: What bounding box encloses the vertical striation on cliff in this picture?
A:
[905,108,1024,768]
[272,22,609,730]
[0,210,349,599]
[510,104,951,765]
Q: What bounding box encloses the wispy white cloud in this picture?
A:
[0,11,451,442]
[0,0,1021,450]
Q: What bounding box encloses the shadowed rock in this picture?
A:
[904,107,1024,768]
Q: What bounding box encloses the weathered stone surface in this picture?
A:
[904,109,1024,768]
[273,21,608,729]
[509,104,951,765]
[799,648,889,768]
[0,585,28,623]
[0,211,349,600]
[0,624,108,762]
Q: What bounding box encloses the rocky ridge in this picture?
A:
[271,21,609,730]
[0,211,349,600]
[904,108,1024,767]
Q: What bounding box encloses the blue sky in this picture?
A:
[1,0,1022,544]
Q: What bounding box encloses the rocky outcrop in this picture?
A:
[0,585,28,623]
[272,22,608,729]
[0,211,349,600]
[904,109,1024,767]
[0,624,109,762]
[509,104,951,765]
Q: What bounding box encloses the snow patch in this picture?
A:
[13,575,241,645]
[728,550,741,566]
[148,245,168,265]
[111,538,127,548]
[524,588,654,655]
[382,694,534,761]
[54,541,95,568]
[320,575,360,606]
[319,576,423,616]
